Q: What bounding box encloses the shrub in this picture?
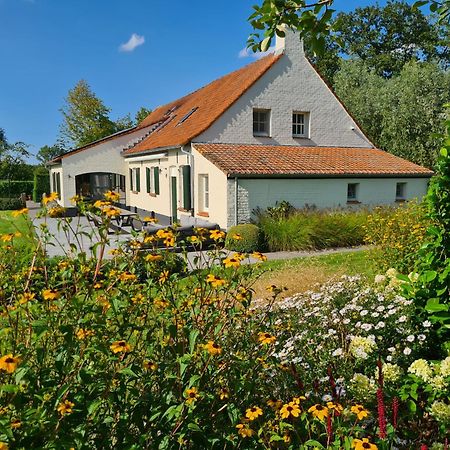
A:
[257,208,367,251]
[225,223,262,252]
[0,180,33,198]
[364,201,430,273]
[0,197,25,210]
[32,167,50,203]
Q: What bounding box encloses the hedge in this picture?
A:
[33,168,50,203]
[225,224,263,252]
[0,180,33,198]
[0,197,25,210]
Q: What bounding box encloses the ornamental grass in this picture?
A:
[0,194,448,449]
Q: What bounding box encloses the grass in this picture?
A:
[0,210,35,249]
[247,249,379,300]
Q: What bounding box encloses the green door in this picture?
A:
[171,176,177,224]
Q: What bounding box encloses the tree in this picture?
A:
[135,107,152,124]
[334,60,450,168]
[60,80,118,148]
[36,144,64,165]
[0,128,31,188]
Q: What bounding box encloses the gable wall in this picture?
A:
[196,43,371,148]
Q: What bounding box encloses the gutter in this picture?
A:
[226,173,433,179]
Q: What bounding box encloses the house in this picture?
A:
[49,30,433,229]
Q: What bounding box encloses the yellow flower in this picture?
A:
[10,419,21,429]
[280,401,301,419]
[104,190,120,202]
[185,387,199,405]
[145,253,162,262]
[189,235,204,244]
[245,406,263,421]
[258,332,276,345]
[292,396,306,404]
[102,206,120,217]
[1,234,14,242]
[0,442,9,450]
[308,404,329,421]
[236,423,254,437]
[210,229,225,240]
[159,270,170,284]
[143,216,158,223]
[118,272,137,282]
[204,341,222,356]
[353,438,378,450]
[206,274,226,288]
[93,200,110,208]
[70,195,83,204]
[251,251,267,261]
[42,192,58,205]
[327,401,344,413]
[76,329,94,340]
[218,388,229,400]
[110,340,131,354]
[18,292,35,304]
[223,256,240,268]
[57,399,75,416]
[154,297,169,309]
[0,355,20,374]
[267,398,283,410]
[48,206,66,218]
[143,360,158,371]
[232,233,242,240]
[351,404,369,421]
[42,289,60,300]
[11,208,28,217]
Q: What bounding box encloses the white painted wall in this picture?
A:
[52,127,151,207]
[196,31,372,148]
[234,177,429,223]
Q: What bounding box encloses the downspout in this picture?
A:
[181,145,194,216]
[234,176,239,226]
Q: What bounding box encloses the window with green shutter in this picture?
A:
[129,169,133,191]
[182,165,191,210]
[136,168,140,192]
[154,167,160,195]
[146,167,151,193]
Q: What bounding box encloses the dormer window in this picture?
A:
[293,112,309,138]
[253,109,271,137]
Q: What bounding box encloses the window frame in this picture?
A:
[347,183,359,202]
[253,108,271,137]
[396,182,407,201]
[292,111,309,138]
[130,167,140,193]
[198,174,209,213]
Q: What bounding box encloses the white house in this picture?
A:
[49,30,433,229]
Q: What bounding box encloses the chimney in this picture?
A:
[275,26,304,56]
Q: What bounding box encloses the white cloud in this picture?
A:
[238,45,275,59]
[119,33,145,52]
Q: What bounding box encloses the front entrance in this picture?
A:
[75,172,125,201]
[171,176,177,224]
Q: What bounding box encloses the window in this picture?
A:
[253,109,270,136]
[52,172,61,197]
[199,174,209,212]
[292,112,309,138]
[146,167,160,195]
[129,167,140,192]
[347,183,359,201]
[396,182,406,200]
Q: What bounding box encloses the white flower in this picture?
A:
[423,320,432,328]
[322,394,333,402]
[388,347,396,353]
[361,323,373,331]
[360,310,368,316]
[375,321,386,330]
[371,312,380,318]
[398,315,407,323]
[332,348,343,357]
[408,272,419,283]
[376,305,385,312]
[417,334,426,342]
[386,355,393,362]
[403,347,412,356]
[343,318,350,325]
[406,335,415,342]
[386,268,398,278]
[374,274,386,284]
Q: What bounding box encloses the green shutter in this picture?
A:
[146,167,151,193]
[56,173,61,196]
[129,169,133,191]
[182,165,191,210]
[136,168,141,192]
[154,167,160,195]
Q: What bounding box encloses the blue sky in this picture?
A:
[0,0,399,161]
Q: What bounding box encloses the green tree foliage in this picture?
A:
[334,60,450,168]
[0,128,31,184]
[59,80,118,148]
[36,144,64,165]
[135,106,152,124]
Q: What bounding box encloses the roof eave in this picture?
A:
[226,172,434,179]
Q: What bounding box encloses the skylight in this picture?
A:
[177,107,198,126]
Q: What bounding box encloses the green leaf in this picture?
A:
[304,440,325,448]
[261,36,272,52]
[189,329,199,354]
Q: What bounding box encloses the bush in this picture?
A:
[257,207,368,252]
[364,201,430,273]
[225,223,262,252]
[0,197,25,210]
[33,167,50,203]
[0,180,33,198]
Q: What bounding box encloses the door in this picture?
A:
[171,176,177,224]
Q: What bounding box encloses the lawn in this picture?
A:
[247,249,379,299]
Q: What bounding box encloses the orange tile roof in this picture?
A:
[123,54,282,156]
[194,143,434,177]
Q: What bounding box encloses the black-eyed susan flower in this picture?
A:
[143,216,158,223]
[42,192,59,205]
[218,388,229,400]
[143,360,158,371]
[280,401,301,419]
[159,270,170,284]
[352,438,378,450]
[10,419,21,429]
[145,253,163,262]
[258,332,276,345]
[11,208,28,217]
[184,387,199,405]
[210,229,225,240]
[104,190,120,202]
[102,206,120,218]
[206,274,226,288]
[18,292,35,304]
[267,398,283,410]
[76,329,94,340]
[1,234,14,242]
[351,404,369,420]
[231,233,242,240]
[93,200,110,208]
[42,289,60,301]
[327,401,344,414]
[57,399,75,416]
[0,355,20,374]
[245,406,263,421]
[308,404,329,421]
[0,442,9,450]
[251,251,268,261]
[118,272,137,282]
[223,256,240,268]
[236,423,254,437]
[204,341,222,356]
[292,396,306,404]
[110,340,131,354]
